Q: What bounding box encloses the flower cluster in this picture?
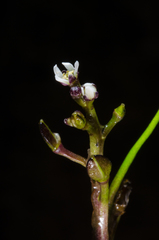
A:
[53,61,98,101]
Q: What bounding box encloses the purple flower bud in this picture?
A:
[70,86,82,99]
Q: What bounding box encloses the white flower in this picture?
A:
[53,61,79,86]
[81,83,99,101]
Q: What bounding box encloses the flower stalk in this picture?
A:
[39,60,159,240]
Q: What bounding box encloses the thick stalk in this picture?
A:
[84,102,110,239]
[91,180,109,240]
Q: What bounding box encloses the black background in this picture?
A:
[1,1,159,239]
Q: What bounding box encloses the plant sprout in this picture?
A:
[39,60,159,240]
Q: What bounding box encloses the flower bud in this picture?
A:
[70,86,82,99]
[64,111,86,129]
[81,83,99,101]
[113,103,125,122]
[87,155,112,183]
[39,120,61,151]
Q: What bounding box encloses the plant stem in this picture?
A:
[91,180,109,240]
[109,110,159,206]
[102,104,125,140]
[84,102,104,156]
[55,144,87,167]
[84,102,110,239]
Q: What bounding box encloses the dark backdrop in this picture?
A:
[1,1,159,240]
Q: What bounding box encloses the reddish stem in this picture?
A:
[91,180,109,240]
[54,144,87,167]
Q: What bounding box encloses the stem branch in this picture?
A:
[55,144,87,167]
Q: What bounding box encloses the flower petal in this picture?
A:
[55,74,69,85]
[85,86,96,99]
[74,61,79,75]
[83,83,93,87]
[81,86,84,96]
[81,83,98,101]
[53,65,63,77]
[62,62,74,71]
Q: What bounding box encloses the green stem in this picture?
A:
[83,102,110,239]
[102,118,118,140]
[84,102,104,155]
[102,104,125,140]
[109,110,159,205]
